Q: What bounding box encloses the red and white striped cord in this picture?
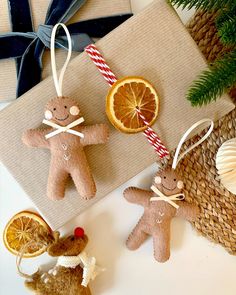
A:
[85,44,117,86]
[85,44,169,159]
[136,109,169,158]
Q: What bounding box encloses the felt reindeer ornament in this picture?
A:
[124,119,214,263]
[22,24,109,200]
[17,227,103,295]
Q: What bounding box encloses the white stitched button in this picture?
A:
[159,212,164,217]
[61,143,68,150]
[156,219,162,224]
[63,153,71,161]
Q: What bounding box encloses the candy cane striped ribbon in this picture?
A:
[85,44,169,159]
[85,44,117,86]
[136,108,169,158]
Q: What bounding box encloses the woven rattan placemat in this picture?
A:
[174,13,236,254]
[174,110,236,254]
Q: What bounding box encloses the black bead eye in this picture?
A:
[53,108,56,111]
[174,179,176,181]
[164,176,166,179]
[64,106,67,109]
[70,236,75,241]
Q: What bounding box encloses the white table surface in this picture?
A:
[0,1,235,294]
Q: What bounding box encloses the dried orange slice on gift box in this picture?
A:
[106,76,159,133]
[3,211,55,258]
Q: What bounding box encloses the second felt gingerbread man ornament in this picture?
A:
[22,24,109,201]
[124,119,214,262]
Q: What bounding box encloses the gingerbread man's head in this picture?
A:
[153,168,184,196]
[44,96,81,126]
[47,227,88,257]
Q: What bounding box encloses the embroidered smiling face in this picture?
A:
[153,168,184,196]
[44,96,81,126]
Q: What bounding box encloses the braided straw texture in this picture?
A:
[173,110,236,255]
[187,9,236,99]
[173,12,236,254]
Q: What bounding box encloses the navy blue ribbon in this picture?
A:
[0,0,132,97]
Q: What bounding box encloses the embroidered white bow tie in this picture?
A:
[150,185,185,209]
[43,117,85,139]
[57,251,104,287]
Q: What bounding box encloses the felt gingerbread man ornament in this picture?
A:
[22,24,109,201]
[124,119,214,262]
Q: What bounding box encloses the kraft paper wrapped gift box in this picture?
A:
[0,0,132,101]
[0,0,234,229]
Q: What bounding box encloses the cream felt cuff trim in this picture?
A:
[57,252,104,287]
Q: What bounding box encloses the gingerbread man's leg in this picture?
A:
[153,225,171,263]
[70,152,96,200]
[126,219,149,250]
[47,163,69,200]
[70,168,96,200]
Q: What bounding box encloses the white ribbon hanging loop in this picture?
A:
[44,25,85,140]
[51,23,72,97]
[172,119,214,170]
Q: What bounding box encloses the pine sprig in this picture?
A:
[170,0,234,11]
[217,17,236,45]
[187,50,236,106]
[215,8,236,29]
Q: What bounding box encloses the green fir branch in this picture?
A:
[187,50,236,106]
[217,17,236,45]
[170,0,234,11]
[215,7,236,30]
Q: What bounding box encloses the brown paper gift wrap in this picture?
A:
[0,0,234,229]
[0,0,132,101]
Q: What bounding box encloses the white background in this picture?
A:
[0,1,235,294]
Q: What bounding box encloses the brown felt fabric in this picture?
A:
[0,0,233,229]
[22,97,109,200]
[124,168,199,263]
[0,0,132,101]
[25,234,91,295]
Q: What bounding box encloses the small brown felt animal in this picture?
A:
[124,167,199,263]
[25,227,99,295]
[22,96,109,200]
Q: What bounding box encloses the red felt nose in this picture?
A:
[74,227,85,238]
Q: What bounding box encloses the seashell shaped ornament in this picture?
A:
[216,138,236,194]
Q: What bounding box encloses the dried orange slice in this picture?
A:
[106,76,159,133]
[3,211,53,258]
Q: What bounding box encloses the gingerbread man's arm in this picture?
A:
[22,128,51,149]
[80,124,109,146]
[175,201,200,221]
[124,187,152,207]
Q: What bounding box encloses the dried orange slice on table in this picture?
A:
[106,76,159,133]
[3,211,54,258]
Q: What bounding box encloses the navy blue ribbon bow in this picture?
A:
[0,0,132,97]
